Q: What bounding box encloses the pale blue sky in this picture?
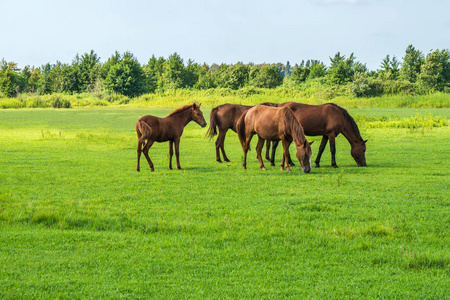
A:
[1,0,449,71]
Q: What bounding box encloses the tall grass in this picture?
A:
[1,88,449,109]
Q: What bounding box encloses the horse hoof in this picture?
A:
[217,159,223,163]
[261,167,267,171]
[224,158,231,162]
[315,164,320,168]
[136,169,140,172]
[333,165,339,168]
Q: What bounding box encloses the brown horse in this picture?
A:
[206,103,278,163]
[268,102,367,168]
[136,103,207,172]
[236,105,313,172]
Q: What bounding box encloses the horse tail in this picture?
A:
[236,111,248,150]
[206,107,219,140]
[136,120,152,149]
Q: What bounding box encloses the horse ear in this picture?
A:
[363,139,368,144]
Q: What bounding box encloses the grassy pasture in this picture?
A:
[0,107,449,299]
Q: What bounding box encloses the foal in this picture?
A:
[136,103,207,172]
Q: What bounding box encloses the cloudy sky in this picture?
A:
[1,0,449,71]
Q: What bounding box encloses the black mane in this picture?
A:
[328,103,363,141]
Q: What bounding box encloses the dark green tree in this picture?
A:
[0,60,20,97]
[104,51,146,97]
[75,50,102,92]
[419,49,450,91]
[284,61,291,77]
[400,45,424,83]
[195,64,216,89]
[291,65,310,84]
[309,62,326,79]
[328,52,356,85]
[184,59,200,88]
[162,52,185,90]
[251,65,283,88]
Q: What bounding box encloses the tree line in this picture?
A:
[1,45,449,99]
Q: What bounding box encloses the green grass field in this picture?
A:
[0,106,449,299]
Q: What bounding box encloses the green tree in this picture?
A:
[379,55,399,80]
[400,45,424,83]
[162,52,185,90]
[309,62,326,79]
[291,65,310,84]
[0,60,20,97]
[284,61,291,77]
[250,65,283,88]
[104,51,146,97]
[184,59,200,88]
[418,49,450,91]
[194,64,216,89]
[328,52,356,85]
[75,50,102,92]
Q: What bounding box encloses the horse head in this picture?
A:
[351,140,367,167]
[192,103,207,127]
[296,140,314,173]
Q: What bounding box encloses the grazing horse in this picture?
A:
[236,105,313,173]
[206,103,278,163]
[268,102,367,168]
[136,103,207,172]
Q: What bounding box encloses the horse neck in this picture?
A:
[341,122,363,146]
[169,108,192,127]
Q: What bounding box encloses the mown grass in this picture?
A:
[0,107,449,299]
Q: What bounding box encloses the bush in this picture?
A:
[51,96,71,108]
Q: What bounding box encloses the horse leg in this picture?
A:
[281,139,292,171]
[215,129,226,163]
[219,130,230,162]
[256,137,266,170]
[143,140,155,171]
[168,141,174,170]
[287,147,295,166]
[242,135,252,170]
[137,139,144,172]
[329,134,338,168]
[265,141,271,162]
[314,135,328,168]
[174,138,183,170]
[270,141,278,166]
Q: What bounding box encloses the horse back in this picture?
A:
[216,104,252,132]
[245,105,286,141]
[137,115,180,142]
[280,102,343,135]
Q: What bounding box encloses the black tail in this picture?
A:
[206,107,219,140]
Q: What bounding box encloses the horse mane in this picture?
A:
[282,107,305,144]
[328,103,363,141]
[167,104,195,117]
